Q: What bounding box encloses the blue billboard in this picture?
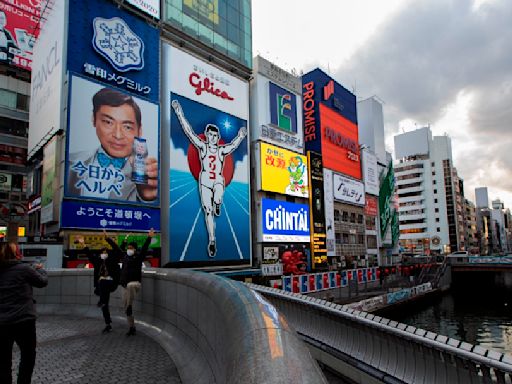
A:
[61,200,160,231]
[169,94,250,264]
[67,0,159,102]
[302,68,357,153]
[262,199,310,242]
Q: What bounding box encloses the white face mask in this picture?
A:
[100,253,108,260]
[126,249,135,257]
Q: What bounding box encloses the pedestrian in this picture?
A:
[0,242,48,384]
[116,228,154,336]
[78,235,121,334]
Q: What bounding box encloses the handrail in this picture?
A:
[249,283,512,383]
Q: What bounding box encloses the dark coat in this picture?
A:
[118,237,151,287]
[0,261,48,325]
[85,245,121,291]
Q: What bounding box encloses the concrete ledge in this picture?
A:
[34,269,326,384]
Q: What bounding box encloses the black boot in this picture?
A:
[102,324,112,334]
[126,326,136,336]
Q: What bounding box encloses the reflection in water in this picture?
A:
[389,289,512,354]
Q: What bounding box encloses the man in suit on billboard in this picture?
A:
[67,87,158,202]
[172,99,247,257]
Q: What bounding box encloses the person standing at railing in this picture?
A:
[0,242,48,384]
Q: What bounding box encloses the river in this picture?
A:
[385,286,512,355]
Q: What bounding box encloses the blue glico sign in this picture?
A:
[67,0,159,102]
[261,198,310,242]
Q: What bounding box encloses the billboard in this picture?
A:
[28,0,66,158]
[380,161,395,238]
[67,0,160,102]
[260,143,308,198]
[165,44,250,264]
[125,0,160,19]
[0,0,40,70]
[41,136,58,224]
[362,150,379,196]
[261,199,310,242]
[365,195,378,217]
[333,173,365,206]
[319,103,361,179]
[61,200,160,231]
[302,68,357,150]
[65,74,160,206]
[308,151,327,264]
[269,82,298,133]
[323,169,335,256]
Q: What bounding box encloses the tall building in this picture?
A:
[491,199,509,253]
[0,1,38,242]
[357,97,399,265]
[394,127,463,254]
[463,198,479,253]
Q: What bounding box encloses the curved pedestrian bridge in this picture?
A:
[31,268,512,384]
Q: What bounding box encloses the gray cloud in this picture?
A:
[333,0,512,204]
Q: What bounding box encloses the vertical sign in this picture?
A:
[41,137,58,224]
[308,151,327,266]
[323,168,335,256]
[379,160,394,238]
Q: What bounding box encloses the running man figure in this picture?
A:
[172,99,247,257]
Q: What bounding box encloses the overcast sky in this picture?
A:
[252,0,512,210]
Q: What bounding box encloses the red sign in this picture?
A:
[0,1,41,71]
[365,195,378,216]
[319,103,361,179]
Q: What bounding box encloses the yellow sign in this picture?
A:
[260,143,309,198]
[184,0,219,24]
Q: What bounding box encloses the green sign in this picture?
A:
[117,234,161,249]
[379,161,394,239]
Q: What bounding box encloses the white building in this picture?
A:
[491,199,509,253]
[393,127,460,255]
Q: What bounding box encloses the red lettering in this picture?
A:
[189,72,234,101]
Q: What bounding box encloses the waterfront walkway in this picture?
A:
[12,315,181,384]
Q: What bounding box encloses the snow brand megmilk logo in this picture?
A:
[92,17,144,72]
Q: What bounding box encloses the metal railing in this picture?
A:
[250,283,512,384]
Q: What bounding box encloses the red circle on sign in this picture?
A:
[187,134,235,186]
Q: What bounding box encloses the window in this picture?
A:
[437,227,441,232]
[0,89,17,109]
[349,234,356,244]
[335,233,342,245]
[342,233,349,243]
[436,218,440,222]
[342,211,348,222]
[334,209,340,222]
[435,208,439,213]
[357,214,363,224]
[434,189,437,194]
[431,162,435,167]
[357,235,365,244]
[350,212,356,223]
[433,180,436,185]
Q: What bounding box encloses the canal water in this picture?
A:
[384,286,512,355]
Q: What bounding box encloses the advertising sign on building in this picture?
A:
[67,0,160,102]
[61,200,160,231]
[261,199,310,242]
[165,44,250,264]
[0,0,41,71]
[0,173,12,191]
[379,161,395,238]
[319,104,361,179]
[260,143,308,198]
[269,82,298,134]
[65,74,160,207]
[333,173,365,206]
[41,137,58,224]
[307,151,327,264]
[323,168,335,256]
[362,150,379,196]
[261,246,283,276]
[28,0,66,158]
[365,195,378,217]
[125,0,160,19]
[302,68,357,155]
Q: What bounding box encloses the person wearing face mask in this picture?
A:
[78,235,121,334]
[118,228,154,336]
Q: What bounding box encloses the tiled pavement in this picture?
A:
[11,316,181,384]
